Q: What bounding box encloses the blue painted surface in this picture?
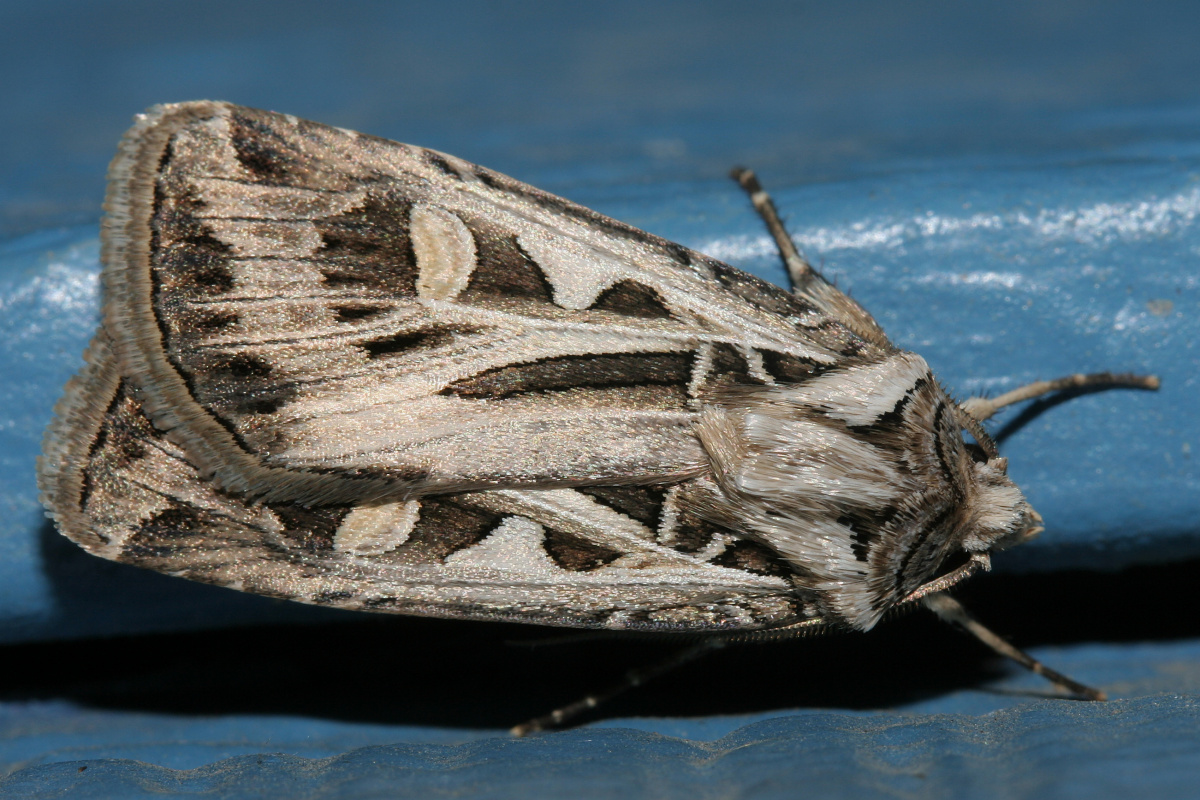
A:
[2,1,1199,797]
[3,638,1200,798]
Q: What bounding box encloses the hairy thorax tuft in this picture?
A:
[694,351,1036,630]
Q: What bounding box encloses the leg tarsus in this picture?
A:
[922,592,1105,701]
[730,167,894,348]
[510,639,727,737]
[730,166,816,293]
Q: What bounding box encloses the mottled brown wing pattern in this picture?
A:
[39,101,1145,714]
[100,102,885,505]
[38,332,812,631]
[40,101,1045,637]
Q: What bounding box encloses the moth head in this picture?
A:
[960,453,1043,552]
[954,402,1045,553]
[695,352,1039,631]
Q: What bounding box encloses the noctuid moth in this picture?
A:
[39,102,1157,733]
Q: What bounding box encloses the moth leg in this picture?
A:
[730,167,892,347]
[961,372,1160,422]
[730,167,818,294]
[922,592,1106,701]
[510,639,727,737]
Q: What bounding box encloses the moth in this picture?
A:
[39,101,1156,732]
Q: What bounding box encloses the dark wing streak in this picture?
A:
[103,102,872,504]
[119,476,264,536]
[193,216,325,223]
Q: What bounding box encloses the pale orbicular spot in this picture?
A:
[333,500,420,555]
[411,203,477,301]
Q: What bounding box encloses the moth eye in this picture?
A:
[964,441,990,464]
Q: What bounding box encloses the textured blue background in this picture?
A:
[2,1,1199,797]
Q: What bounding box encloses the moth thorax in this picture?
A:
[695,353,1038,630]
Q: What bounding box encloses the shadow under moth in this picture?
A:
[38,101,1158,734]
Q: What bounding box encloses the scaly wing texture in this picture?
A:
[41,102,977,632]
[39,332,811,631]
[99,101,888,504]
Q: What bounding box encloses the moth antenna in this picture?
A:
[921,592,1106,701]
[510,639,727,737]
[961,372,1160,422]
[730,166,817,293]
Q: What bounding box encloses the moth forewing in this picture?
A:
[40,103,1156,726]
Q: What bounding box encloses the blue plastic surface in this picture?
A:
[3,638,1200,798]
[2,1,1200,797]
